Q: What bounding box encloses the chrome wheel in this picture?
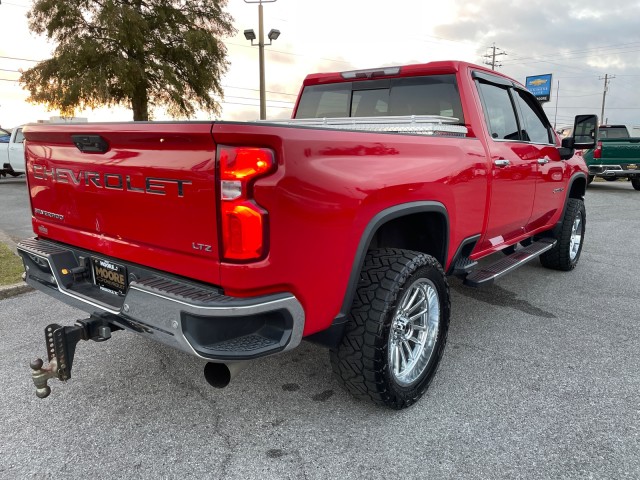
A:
[569,213,583,261]
[389,278,440,386]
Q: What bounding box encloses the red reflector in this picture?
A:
[221,202,265,260]
[220,147,274,180]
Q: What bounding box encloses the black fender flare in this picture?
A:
[549,172,587,236]
[534,172,587,242]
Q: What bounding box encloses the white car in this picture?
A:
[0,126,25,177]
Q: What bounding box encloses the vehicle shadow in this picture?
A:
[587,181,638,193]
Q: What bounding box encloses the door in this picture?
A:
[512,89,567,232]
[8,128,25,173]
[475,79,538,252]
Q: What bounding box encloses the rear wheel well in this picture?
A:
[368,212,447,266]
[307,204,449,349]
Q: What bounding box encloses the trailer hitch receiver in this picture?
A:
[30,316,116,398]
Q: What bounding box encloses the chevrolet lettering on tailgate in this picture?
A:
[32,165,192,197]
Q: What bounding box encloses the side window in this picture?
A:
[477,82,520,140]
[14,129,25,144]
[514,91,552,144]
[0,129,10,143]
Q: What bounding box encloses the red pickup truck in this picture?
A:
[19,61,597,409]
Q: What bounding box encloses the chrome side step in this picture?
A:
[464,238,556,287]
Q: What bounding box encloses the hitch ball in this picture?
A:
[30,358,57,399]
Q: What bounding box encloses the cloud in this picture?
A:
[434,0,640,125]
[266,49,297,66]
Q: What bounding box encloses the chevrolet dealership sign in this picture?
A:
[525,74,553,103]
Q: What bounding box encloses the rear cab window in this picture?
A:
[599,126,630,139]
[295,74,465,123]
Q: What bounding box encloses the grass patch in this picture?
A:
[0,243,24,286]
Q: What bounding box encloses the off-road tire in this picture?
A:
[330,248,450,409]
[540,198,585,271]
[631,178,640,191]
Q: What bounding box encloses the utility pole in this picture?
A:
[483,43,507,70]
[599,74,614,124]
[553,80,560,129]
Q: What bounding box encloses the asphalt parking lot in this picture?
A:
[1,178,639,479]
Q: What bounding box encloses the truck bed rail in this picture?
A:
[261,115,468,137]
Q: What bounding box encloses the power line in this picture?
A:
[223,95,294,105]
[222,84,297,97]
[225,41,353,66]
[221,100,292,109]
[0,55,41,62]
[551,106,638,110]
[504,41,640,65]
[560,92,601,98]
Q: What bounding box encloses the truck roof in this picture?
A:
[301,60,521,87]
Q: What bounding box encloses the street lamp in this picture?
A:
[244,0,279,120]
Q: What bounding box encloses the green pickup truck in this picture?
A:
[583,124,640,190]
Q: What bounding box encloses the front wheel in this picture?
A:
[587,175,595,185]
[330,248,450,409]
[631,178,640,191]
[540,198,586,271]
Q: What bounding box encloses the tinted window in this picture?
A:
[295,74,464,122]
[0,128,10,143]
[599,127,629,139]
[14,129,24,144]
[388,76,463,120]
[296,84,351,118]
[477,82,519,140]
[514,90,552,144]
[352,89,388,117]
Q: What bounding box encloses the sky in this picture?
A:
[1,0,639,129]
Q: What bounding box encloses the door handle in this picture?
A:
[537,157,551,165]
[494,159,510,167]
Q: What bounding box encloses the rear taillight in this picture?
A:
[218,146,275,261]
[594,141,602,159]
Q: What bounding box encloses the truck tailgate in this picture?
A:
[24,122,221,285]
[600,137,640,162]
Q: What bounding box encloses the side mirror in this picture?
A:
[558,137,574,160]
[572,114,598,149]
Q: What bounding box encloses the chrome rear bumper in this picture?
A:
[589,164,640,176]
[17,238,305,362]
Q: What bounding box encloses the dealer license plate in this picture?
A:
[92,257,128,295]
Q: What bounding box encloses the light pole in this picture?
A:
[244,0,280,120]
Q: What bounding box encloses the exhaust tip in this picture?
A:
[204,362,232,389]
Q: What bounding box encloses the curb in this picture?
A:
[0,282,34,300]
